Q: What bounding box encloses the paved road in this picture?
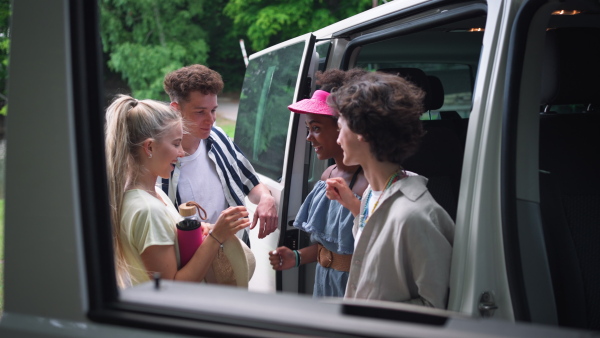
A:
[218,96,239,121]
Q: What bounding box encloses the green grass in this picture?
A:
[216,117,236,140]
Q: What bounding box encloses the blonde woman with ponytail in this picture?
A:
[105,95,250,288]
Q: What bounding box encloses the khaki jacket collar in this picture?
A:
[376,174,429,205]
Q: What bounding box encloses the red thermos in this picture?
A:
[176,202,207,267]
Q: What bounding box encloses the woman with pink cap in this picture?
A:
[268,69,367,297]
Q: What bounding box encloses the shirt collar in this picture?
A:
[385,174,428,202]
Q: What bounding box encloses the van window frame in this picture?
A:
[500,0,545,324]
[69,0,539,335]
[70,0,121,315]
[339,2,487,70]
[71,1,359,334]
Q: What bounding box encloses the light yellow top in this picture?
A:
[120,187,181,286]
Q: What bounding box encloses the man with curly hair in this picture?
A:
[162,64,278,243]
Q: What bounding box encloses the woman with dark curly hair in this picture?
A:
[325,71,454,308]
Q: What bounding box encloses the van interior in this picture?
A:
[305,3,599,331]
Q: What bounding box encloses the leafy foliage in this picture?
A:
[202,0,247,94]
[224,0,372,52]
[100,0,210,100]
[0,0,10,115]
[100,0,374,101]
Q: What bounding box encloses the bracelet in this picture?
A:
[293,250,301,267]
[293,250,299,267]
[209,231,224,255]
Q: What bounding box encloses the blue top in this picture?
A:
[293,180,360,297]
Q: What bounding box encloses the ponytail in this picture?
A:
[104,94,181,287]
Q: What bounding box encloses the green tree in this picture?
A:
[0,0,10,115]
[224,0,373,52]
[100,0,210,100]
[203,0,247,94]
[100,0,376,101]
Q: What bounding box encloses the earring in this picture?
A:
[358,135,364,142]
[148,153,153,159]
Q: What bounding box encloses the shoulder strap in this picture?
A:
[328,165,337,179]
[349,166,362,189]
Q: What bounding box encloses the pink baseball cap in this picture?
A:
[287,90,333,116]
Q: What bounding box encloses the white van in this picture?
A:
[1,0,599,337]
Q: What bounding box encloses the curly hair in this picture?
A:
[163,64,224,103]
[327,72,426,165]
[315,68,367,93]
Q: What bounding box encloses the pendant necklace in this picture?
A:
[359,169,406,229]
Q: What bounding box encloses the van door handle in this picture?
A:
[478,292,498,318]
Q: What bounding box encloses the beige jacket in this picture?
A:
[345,175,454,308]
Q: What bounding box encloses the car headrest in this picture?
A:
[541,27,600,106]
[377,67,433,110]
[426,75,445,110]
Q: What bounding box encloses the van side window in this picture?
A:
[315,41,331,72]
[357,64,477,119]
[234,41,306,182]
[347,20,484,221]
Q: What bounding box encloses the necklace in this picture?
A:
[359,169,406,229]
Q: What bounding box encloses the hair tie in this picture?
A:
[129,99,139,110]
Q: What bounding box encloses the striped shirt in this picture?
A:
[160,126,260,209]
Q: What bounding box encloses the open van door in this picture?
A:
[234,33,316,293]
[500,0,600,331]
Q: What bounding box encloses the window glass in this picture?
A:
[315,42,330,59]
[357,62,474,119]
[234,41,306,182]
[354,27,484,120]
[305,136,328,194]
[545,103,588,114]
[415,63,473,119]
[90,4,492,335]
[316,41,331,72]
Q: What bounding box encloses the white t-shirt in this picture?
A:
[178,139,229,224]
[120,187,181,286]
[355,190,382,247]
